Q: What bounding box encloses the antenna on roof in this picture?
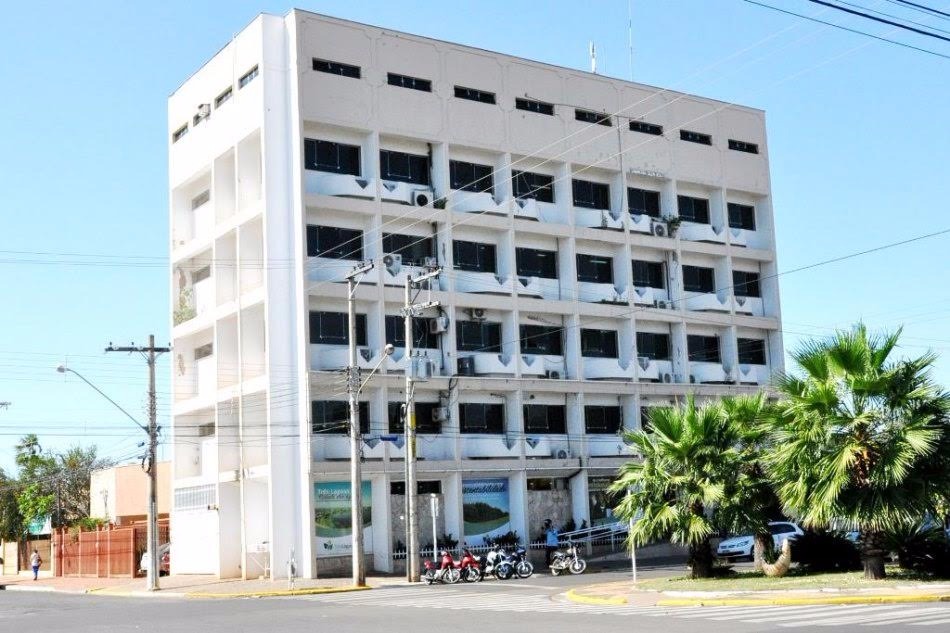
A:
[589,41,597,74]
[628,0,635,80]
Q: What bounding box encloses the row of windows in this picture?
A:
[171,65,258,143]
[305,140,758,230]
[308,310,768,364]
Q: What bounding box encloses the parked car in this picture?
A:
[140,542,170,575]
[717,522,804,560]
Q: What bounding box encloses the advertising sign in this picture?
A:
[314,481,372,557]
[462,478,510,545]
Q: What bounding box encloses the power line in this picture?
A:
[836,0,950,34]
[889,0,950,20]
[806,0,950,42]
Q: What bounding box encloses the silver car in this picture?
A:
[717,521,804,560]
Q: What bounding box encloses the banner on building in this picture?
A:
[314,481,372,557]
[462,478,510,545]
[588,477,619,526]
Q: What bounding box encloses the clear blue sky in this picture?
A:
[1,0,948,472]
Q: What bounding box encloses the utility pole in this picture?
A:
[106,335,169,592]
[402,265,441,582]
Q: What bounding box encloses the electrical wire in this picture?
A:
[806,0,950,42]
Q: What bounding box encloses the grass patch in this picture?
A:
[636,566,947,592]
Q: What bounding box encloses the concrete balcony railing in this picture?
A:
[515,276,561,300]
[690,361,734,384]
[577,282,629,304]
[450,191,506,215]
[583,357,636,381]
[461,435,519,459]
[737,363,771,385]
[628,213,658,235]
[389,435,455,461]
[311,345,383,371]
[513,198,566,224]
[575,208,625,231]
[679,222,727,244]
[587,435,627,457]
[465,352,517,377]
[386,348,443,377]
[304,172,376,200]
[380,181,434,206]
[196,356,216,395]
[685,291,732,312]
[380,262,432,288]
[312,435,386,461]
[453,270,514,294]
[734,295,764,316]
[631,286,658,306]
[307,256,373,286]
[636,357,674,382]
[519,354,566,379]
[728,227,748,247]
[524,436,571,459]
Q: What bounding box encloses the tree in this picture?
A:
[610,396,737,578]
[54,445,111,525]
[0,467,23,542]
[766,324,950,579]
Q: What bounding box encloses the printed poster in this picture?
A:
[314,481,372,557]
[462,478,510,545]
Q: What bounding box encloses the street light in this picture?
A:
[57,365,146,432]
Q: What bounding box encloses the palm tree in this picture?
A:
[610,396,738,578]
[767,324,950,579]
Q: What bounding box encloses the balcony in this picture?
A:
[311,346,384,371]
[637,357,674,382]
[191,199,214,245]
[583,357,636,381]
[380,260,433,288]
[450,191,506,215]
[387,348,443,377]
[685,291,732,312]
[737,363,771,385]
[512,198,540,221]
[587,435,627,457]
[520,354,566,379]
[575,208,625,231]
[728,227,748,247]
[454,271,513,295]
[460,352,517,377]
[380,180,434,206]
[307,257,376,286]
[628,213,658,235]
[304,172,375,200]
[312,436,386,461]
[389,435,455,461]
[690,361,734,384]
[679,222,726,244]
[631,286,662,306]
[524,436,571,460]
[734,295,765,316]
[577,282,629,304]
[461,436,519,459]
[515,276,561,300]
[196,356,216,395]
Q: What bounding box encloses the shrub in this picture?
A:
[493,530,520,548]
[887,525,950,578]
[792,530,861,572]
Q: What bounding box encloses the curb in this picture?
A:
[2,583,372,599]
[565,588,628,606]
[657,594,950,607]
[184,585,373,599]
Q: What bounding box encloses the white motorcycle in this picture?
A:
[549,541,587,576]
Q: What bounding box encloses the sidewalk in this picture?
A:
[565,580,950,608]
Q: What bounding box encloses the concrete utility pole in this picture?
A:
[402,265,441,582]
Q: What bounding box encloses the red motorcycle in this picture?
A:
[422,550,461,585]
[458,548,482,583]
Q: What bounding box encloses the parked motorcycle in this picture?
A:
[495,545,533,579]
[549,541,587,575]
[422,550,461,585]
[474,543,506,580]
[459,548,482,583]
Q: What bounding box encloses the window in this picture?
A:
[585,405,622,434]
[391,480,442,495]
[456,321,502,352]
[628,188,661,217]
[733,270,761,297]
[629,120,663,136]
[572,179,610,210]
[191,190,210,209]
[381,233,434,266]
[516,247,558,279]
[197,422,216,438]
[192,266,211,284]
[632,260,664,289]
[309,311,367,346]
[454,86,496,104]
[214,87,232,108]
[636,332,671,360]
[174,484,216,511]
[575,109,611,126]
[519,325,563,355]
[511,170,554,202]
[313,58,361,79]
[387,402,441,434]
[449,160,493,194]
[453,240,496,273]
[387,72,431,92]
[682,265,715,293]
[728,202,756,231]
[523,404,566,434]
[312,400,367,434]
[172,124,188,143]
[688,335,721,363]
[729,139,759,154]
[581,329,618,358]
[677,195,710,224]
[768,522,797,535]
[194,343,213,360]
[193,111,209,126]
[304,139,361,176]
[385,315,436,349]
[680,129,711,145]
[576,254,614,284]
[459,403,505,434]
[379,150,430,185]
[738,338,767,365]
[306,225,363,260]
[515,97,554,116]
[238,65,258,89]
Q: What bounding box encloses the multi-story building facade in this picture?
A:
[168,10,783,579]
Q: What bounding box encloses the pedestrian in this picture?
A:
[544,520,559,567]
[30,549,41,581]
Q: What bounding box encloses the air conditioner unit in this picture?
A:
[652,222,667,237]
[411,357,433,381]
[468,308,486,320]
[662,372,673,383]
[552,448,570,460]
[544,370,562,380]
[382,253,402,274]
[429,315,449,334]
[412,190,431,207]
[432,406,449,423]
[457,356,476,376]
[423,256,439,268]
[655,299,671,310]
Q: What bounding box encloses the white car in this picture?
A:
[140,542,171,575]
[717,521,804,560]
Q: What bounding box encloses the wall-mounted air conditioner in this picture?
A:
[429,315,450,334]
[383,253,402,274]
[544,370,562,380]
[412,189,431,207]
[457,356,476,376]
[432,406,449,423]
[552,448,570,460]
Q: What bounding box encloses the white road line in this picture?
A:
[737,605,901,624]
[782,607,950,627]
[908,617,950,626]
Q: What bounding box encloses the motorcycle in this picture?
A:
[473,543,506,580]
[459,548,482,583]
[422,550,461,585]
[549,541,587,575]
[495,545,533,579]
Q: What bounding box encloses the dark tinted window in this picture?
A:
[515,98,554,116]
[729,139,759,154]
[768,523,796,535]
[381,233,434,266]
[688,335,721,363]
[454,86,496,104]
[304,139,361,176]
[628,188,661,217]
[585,405,622,434]
[581,329,618,358]
[306,225,363,260]
[680,129,712,145]
[728,203,756,231]
[519,325,563,355]
[629,121,663,136]
[456,321,502,352]
[738,338,767,365]
[632,260,664,288]
[309,311,367,346]
[512,170,555,203]
[391,480,442,495]
[516,248,558,279]
[312,400,368,434]
[576,254,614,284]
[678,196,710,224]
[575,109,611,126]
[523,404,566,434]
[636,332,671,360]
[385,315,436,349]
[733,270,761,297]
[459,403,505,434]
[387,402,441,434]
[683,265,715,293]
[238,66,258,89]
[380,150,430,185]
[387,72,431,92]
[453,240,496,273]
[313,58,361,78]
[572,179,610,209]
[449,160,494,194]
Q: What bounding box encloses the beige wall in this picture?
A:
[89,462,171,524]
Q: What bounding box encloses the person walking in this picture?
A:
[30,549,41,581]
[544,520,560,567]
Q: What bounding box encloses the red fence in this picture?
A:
[53,520,169,578]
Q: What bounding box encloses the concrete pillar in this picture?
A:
[371,475,393,573]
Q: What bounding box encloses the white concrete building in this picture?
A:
[168,10,783,579]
